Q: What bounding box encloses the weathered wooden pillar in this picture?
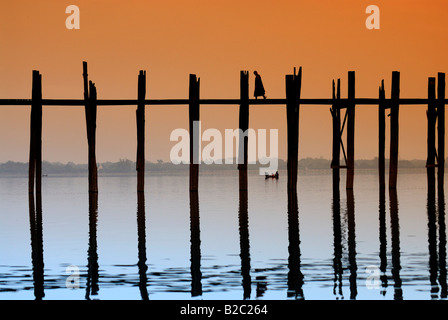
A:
[136,70,146,192]
[438,72,445,191]
[83,62,98,193]
[286,67,302,190]
[378,80,386,190]
[89,81,98,193]
[189,74,200,191]
[331,79,341,189]
[239,71,249,191]
[389,71,400,189]
[427,77,437,191]
[28,70,42,194]
[346,71,355,189]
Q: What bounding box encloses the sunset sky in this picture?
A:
[1,0,448,164]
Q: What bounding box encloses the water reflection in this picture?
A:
[86,192,99,299]
[427,171,448,299]
[437,188,447,298]
[28,191,44,300]
[189,191,202,297]
[137,191,149,300]
[378,187,388,295]
[346,189,357,300]
[389,189,402,300]
[332,186,343,299]
[238,189,251,299]
[427,179,438,298]
[287,189,303,299]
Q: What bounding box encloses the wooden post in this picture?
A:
[389,71,400,189]
[286,67,302,190]
[29,70,42,194]
[83,62,98,193]
[239,71,249,191]
[427,77,437,191]
[331,79,341,189]
[346,71,355,189]
[438,72,445,191]
[88,81,98,193]
[136,70,146,193]
[378,80,386,190]
[189,74,200,191]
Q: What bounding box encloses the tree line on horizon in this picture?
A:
[0,157,439,175]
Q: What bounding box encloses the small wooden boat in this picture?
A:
[265,171,279,180]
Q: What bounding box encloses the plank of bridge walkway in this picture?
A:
[389,71,400,189]
[239,71,249,191]
[189,74,200,191]
[346,71,355,189]
[136,70,146,192]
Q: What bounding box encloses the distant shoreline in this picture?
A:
[0,158,439,178]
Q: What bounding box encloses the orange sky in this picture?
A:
[1,0,448,163]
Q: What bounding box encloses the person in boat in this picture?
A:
[253,71,267,99]
[275,171,279,179]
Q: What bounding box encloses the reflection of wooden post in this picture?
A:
[29,70,42,194]
[438,72,445,191]
[189,191,202,297]
[389,189,403,300]
[238,189,251,299]
[389,71,400,190]
[378,80,386,190]
[28,191,45,300]
[136,70,146,192]
[346,71,355,190]
[346,189,357,299]
[189,74,200,191]
[286,67,302,190]
[331,79,341,189]
[239,71,249,191]
[83,62,98,193]
[427,77,437,191]
[287,189,303,299]
[137,191,148,300]
[86,191,99,299]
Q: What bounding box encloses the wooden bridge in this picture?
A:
[0,62,446,195]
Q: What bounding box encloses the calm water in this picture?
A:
[0,169,446,300]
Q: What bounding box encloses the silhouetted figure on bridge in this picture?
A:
[253,71,266,99]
